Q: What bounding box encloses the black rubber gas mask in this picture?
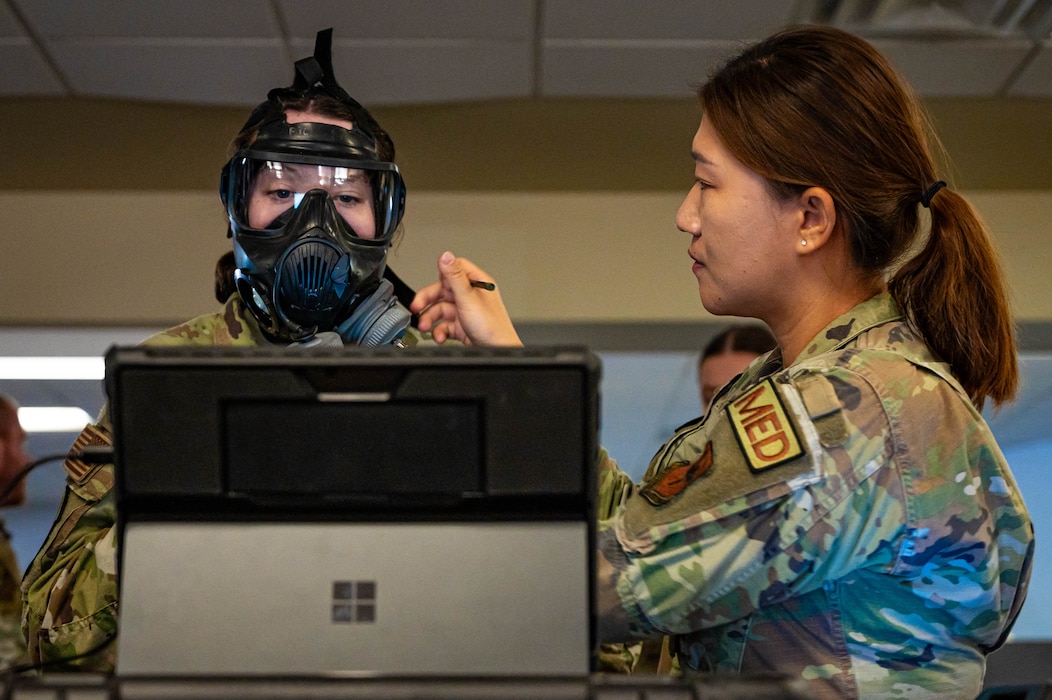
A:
[219,28,410,345]
[222,119,406,344]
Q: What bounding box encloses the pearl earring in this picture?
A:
[801,240,808,246]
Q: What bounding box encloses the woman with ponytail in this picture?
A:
[413,25,1033,699]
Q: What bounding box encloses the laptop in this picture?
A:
[105,344,600,678]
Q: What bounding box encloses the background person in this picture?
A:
[0,394,29,668]
[411,25,1033,698]
[697,324,776,412]
[20,29,424,672]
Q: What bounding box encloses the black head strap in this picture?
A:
[239,28,384,142]
[285,30,352,105]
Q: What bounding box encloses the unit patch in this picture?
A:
[639,441,713,506]
[64,423,112,483]
[727,378,804,472]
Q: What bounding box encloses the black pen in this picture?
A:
[470,280,496,291]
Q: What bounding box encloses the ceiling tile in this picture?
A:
[280,0,535,40]
[14,0,276,38]
[0,2,26,36]
[48,40,288,106]
[1009,41,1052,97]
[1,1,1049,105]
[541,41,739,98]
[293,38,532,105]
[872,38,1035,96]
[0,40,65,96]
[542,0,794,40]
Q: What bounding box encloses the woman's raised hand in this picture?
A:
[410,251,523,347]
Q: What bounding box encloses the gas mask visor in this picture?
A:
[222,120,407,342]
[225,119,405,242]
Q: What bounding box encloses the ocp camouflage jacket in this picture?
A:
[598,293,1034,699]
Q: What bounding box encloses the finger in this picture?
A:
[410,280,445,313]
[414,302,449,333]
[436,251,472,294]
[437,252,493,297]
[432,319,460,344]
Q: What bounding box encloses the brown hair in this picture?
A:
[214,250,237,304]
[230,93,395,161]
[700,25,1016,408]
[702,324,777,364]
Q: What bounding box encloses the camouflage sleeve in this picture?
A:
[600,365,900,639]
[19,302,262,672]
[0,533,27,668]
[593,448,644,672]
[596,448,634,522]
[21,420,117,672]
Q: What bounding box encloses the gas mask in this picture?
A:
[219,29,410,346]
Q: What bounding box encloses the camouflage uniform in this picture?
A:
[20,294,427,671]
[0,521,27,667]
[595,450,643,673]
[596,293,1034,699]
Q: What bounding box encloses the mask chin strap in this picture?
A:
[335,279,411,346]
[273,304,320,343]
[292,330,344,348]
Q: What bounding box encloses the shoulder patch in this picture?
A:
[65,423,113,483]
[638,441,713,506]
[727,378,804,472]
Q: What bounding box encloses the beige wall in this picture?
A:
[2,97,1051,327]
[3,189,1050,325]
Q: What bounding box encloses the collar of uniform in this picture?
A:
[227,292,270,344]
[790,292,903,366]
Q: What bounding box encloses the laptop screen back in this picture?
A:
[107,345,600,677]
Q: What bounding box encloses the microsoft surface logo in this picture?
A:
[332,580,376,623]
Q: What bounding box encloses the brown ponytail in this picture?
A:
[700,25,1017,409]
[890,190,1017,408]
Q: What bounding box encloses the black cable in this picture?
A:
[0,447,114,504]
[0,632,116,678]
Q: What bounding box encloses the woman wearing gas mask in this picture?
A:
[221,54,413,348]
[411,25,1033,699]
[20,30,421,671]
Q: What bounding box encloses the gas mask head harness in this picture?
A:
[220,29,409,346]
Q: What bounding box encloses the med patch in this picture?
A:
[727,378,804,473]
